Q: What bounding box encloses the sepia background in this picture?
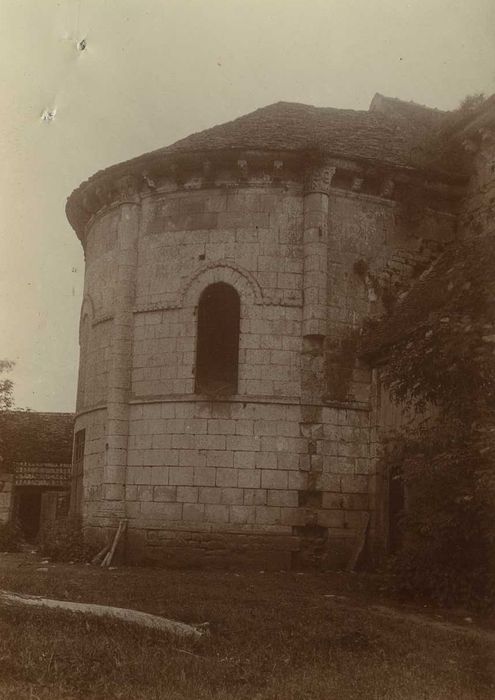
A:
[1,0,494,411]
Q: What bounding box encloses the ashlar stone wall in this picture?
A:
[72,152,459,568]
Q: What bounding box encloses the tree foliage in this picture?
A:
[367,237,495,607]
[0,360,14,412]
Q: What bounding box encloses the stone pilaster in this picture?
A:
[301,164,335,405]
[100,176,141,522]
[302,164,335,338]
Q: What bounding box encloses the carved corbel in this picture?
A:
[304,164,337,195]
[380,178,395,199]
[273,159,284,181]
[237,159,249,182]
[142,171,157,191]
[202,159,215,186]
[115,175,141,204]
[351,176,364,192]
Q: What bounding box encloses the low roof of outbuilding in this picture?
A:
[0,411,74,466]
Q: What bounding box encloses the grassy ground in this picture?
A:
[0,553,494,699]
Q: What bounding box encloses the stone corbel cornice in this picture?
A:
[66,147,468,245]
[303,162,337,196]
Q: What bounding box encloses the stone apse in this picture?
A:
[66,101,461,568]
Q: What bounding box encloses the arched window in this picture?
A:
[195,283,240,396]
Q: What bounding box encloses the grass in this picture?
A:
[0,554,494,699]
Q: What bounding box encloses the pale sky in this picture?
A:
[0,0,494,411]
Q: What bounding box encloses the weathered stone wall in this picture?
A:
[133,187,303,398]
[73,157,459,568]
[325,189,456,405]
[73,408,107,524]
[120,400,371,567]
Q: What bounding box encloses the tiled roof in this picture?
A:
[70,97,454,204]
[0,411,74,465]
[131,99,441,172]
[369,93,447,130]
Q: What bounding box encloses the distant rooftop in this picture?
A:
[0,411,74,465]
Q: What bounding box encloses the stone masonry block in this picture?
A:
[243,488,267,506]
[207,419,236,435]
[317,509,345,528]
[230,505,256,525]
[103,484,124,501]
[127,467,152,485]
[169,466,194,486]
[238,470,261,488]
[183,503,205,522]
[153,485,177,502]
[141,502,183,520]
[206,450,234,468]
[235,419,254,435]
[255,452,277,469]
[150,466,169,485]
[192,466,216,486]
[255,505,281,525]
[198,487,221,504]
[220,488,244,505]
[341,475,369,493]
[196,434,226,451]
[205,504,229,523]
[344,510,369,529]
[128,450,144,466]
[216,469,238,487]
[176,486,199,503]
[179,450,207,467]
[277,453,300,470]
[226,435,261,452]
[125,485,138,501]
[261,470,288,490]
[234,451,256,469]
[137,485,153,502]
[287,471,306,490]
[267,490,299,507]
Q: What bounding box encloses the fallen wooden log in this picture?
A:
[0,590,208,640]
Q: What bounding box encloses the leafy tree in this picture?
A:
[0,360,14,412]
[364,237,495,607]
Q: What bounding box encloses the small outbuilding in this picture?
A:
[0,411,74,541]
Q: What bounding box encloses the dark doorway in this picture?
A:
[388,467,405,554]
[195,283,240,395]
[17,488,42,542]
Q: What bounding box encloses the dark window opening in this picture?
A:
[195,283,240,396]
[16,488,42,542]
[71,429,85,515]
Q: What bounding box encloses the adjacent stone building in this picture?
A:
[66,93,489,568]
[0,412,73,540]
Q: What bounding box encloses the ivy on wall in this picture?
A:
[362,235,495,607]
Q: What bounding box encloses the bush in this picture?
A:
[39,517,98,563]
[364,237,495,609]
[0,520,23,552]
[380,423,495,608]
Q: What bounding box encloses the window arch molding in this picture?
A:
[180,261,263,311]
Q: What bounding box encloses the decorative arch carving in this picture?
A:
[180,261,263,308]
[79,295,95,344]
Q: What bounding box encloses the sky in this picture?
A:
[0,0,494,412]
